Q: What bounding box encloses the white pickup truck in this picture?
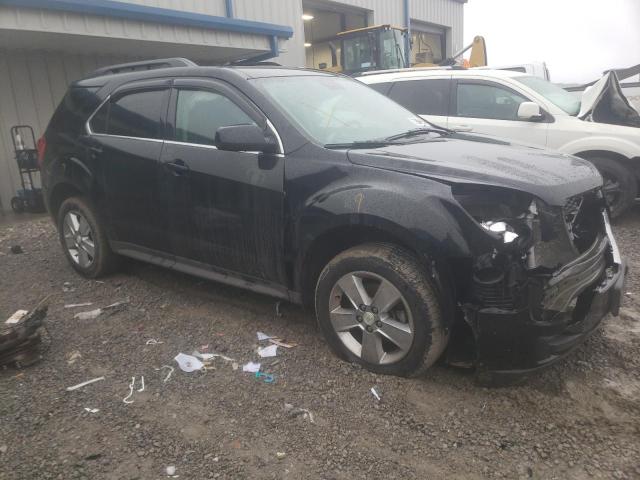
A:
[360,68,640,217]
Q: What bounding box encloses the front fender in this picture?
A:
[293,169,476,264]
[558,136,640,160]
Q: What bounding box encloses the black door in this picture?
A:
[157,79,285,283]
[87,82,170,253]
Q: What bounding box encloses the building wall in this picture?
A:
[122,0,227,16]
[0,50,135,211]
[234,0,306,67]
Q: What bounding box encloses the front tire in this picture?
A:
[57,197,119,278]
[315,243,448,377]
[585,156,637,218]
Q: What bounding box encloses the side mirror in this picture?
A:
[214,124,278,154]
[517,102,543,120]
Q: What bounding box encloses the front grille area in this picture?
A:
[472,278,514,309]
[471,267,516,310]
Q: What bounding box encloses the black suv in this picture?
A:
[40,58,625,383]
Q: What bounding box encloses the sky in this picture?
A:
[463,0,640,84]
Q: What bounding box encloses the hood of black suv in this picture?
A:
[347,134,602,206]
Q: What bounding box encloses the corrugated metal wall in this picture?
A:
[122,0,227,16]
[0,50,135,212]
[234,0,306,66]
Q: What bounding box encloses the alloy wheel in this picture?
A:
[328,271,414,365]
[62,210,95,268]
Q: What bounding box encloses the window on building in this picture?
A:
[455,82,529,120]
[411,31,445,65]
[175,90,256,146]
[389,79,451,116]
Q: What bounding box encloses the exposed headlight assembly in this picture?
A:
[452,185,540,249]
[481,221,520,243]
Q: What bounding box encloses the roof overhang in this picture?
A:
[0,0,293,38]
[0,0,292,63]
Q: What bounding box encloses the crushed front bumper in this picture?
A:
[464,231,626,386]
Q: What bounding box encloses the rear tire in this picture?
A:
[585,156,637,218]
[57,196,119,278]
[315,243,448,377]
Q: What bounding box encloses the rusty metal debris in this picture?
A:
[0,297,48,368]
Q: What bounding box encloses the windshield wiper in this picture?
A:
[324,139,400,149]
[385,127,454,141]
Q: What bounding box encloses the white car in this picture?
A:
[359,68,640,217]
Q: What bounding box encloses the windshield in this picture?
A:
[514,75,581,116]
[253,75,431,146]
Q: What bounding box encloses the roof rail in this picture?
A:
[357,65,466,77]
[87,58,197,78]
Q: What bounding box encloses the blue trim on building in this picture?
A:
[225,0,234,18]
[0,0,293,38]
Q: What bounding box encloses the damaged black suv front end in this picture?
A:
[454,184,625,384]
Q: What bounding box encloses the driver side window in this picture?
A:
[175,89,256,146]
[455,82,528,121]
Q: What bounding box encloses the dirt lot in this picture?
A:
[1,211,639,480]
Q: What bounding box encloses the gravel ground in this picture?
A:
[1,210,639,480]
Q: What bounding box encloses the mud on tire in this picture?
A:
[315,243,449,377]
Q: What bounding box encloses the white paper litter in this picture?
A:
[64,303,93,309]
[370,387,381,401]
[5,310,28,325]
[192,351,215,360]
[155,365,174,383]
[192,351,236,363]
[146,339,164,345]
[66,376,105,391]
[74,308,102,320]
[174,353,204,372]
[84,408,100,414]
[257,331,273,341]
[242,361,261,373]
[123,377,136,404]
[258,344,278,358]
[103,300,128,310]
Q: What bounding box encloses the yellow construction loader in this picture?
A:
[313,25,486,75]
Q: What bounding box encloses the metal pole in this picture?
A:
[225,0,234,18]
[403,0,411,66]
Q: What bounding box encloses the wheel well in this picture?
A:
[574,150,639,182]
[298,225,453,314]
[48,183,82,220]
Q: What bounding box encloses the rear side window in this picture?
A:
[388,79,451,116]
[90,89,166,138]
[49,87,101,135]
[109,90,165,138]
[174,89,256,146]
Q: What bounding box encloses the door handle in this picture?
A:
[164,159,189,175]
[451,124,473,132]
